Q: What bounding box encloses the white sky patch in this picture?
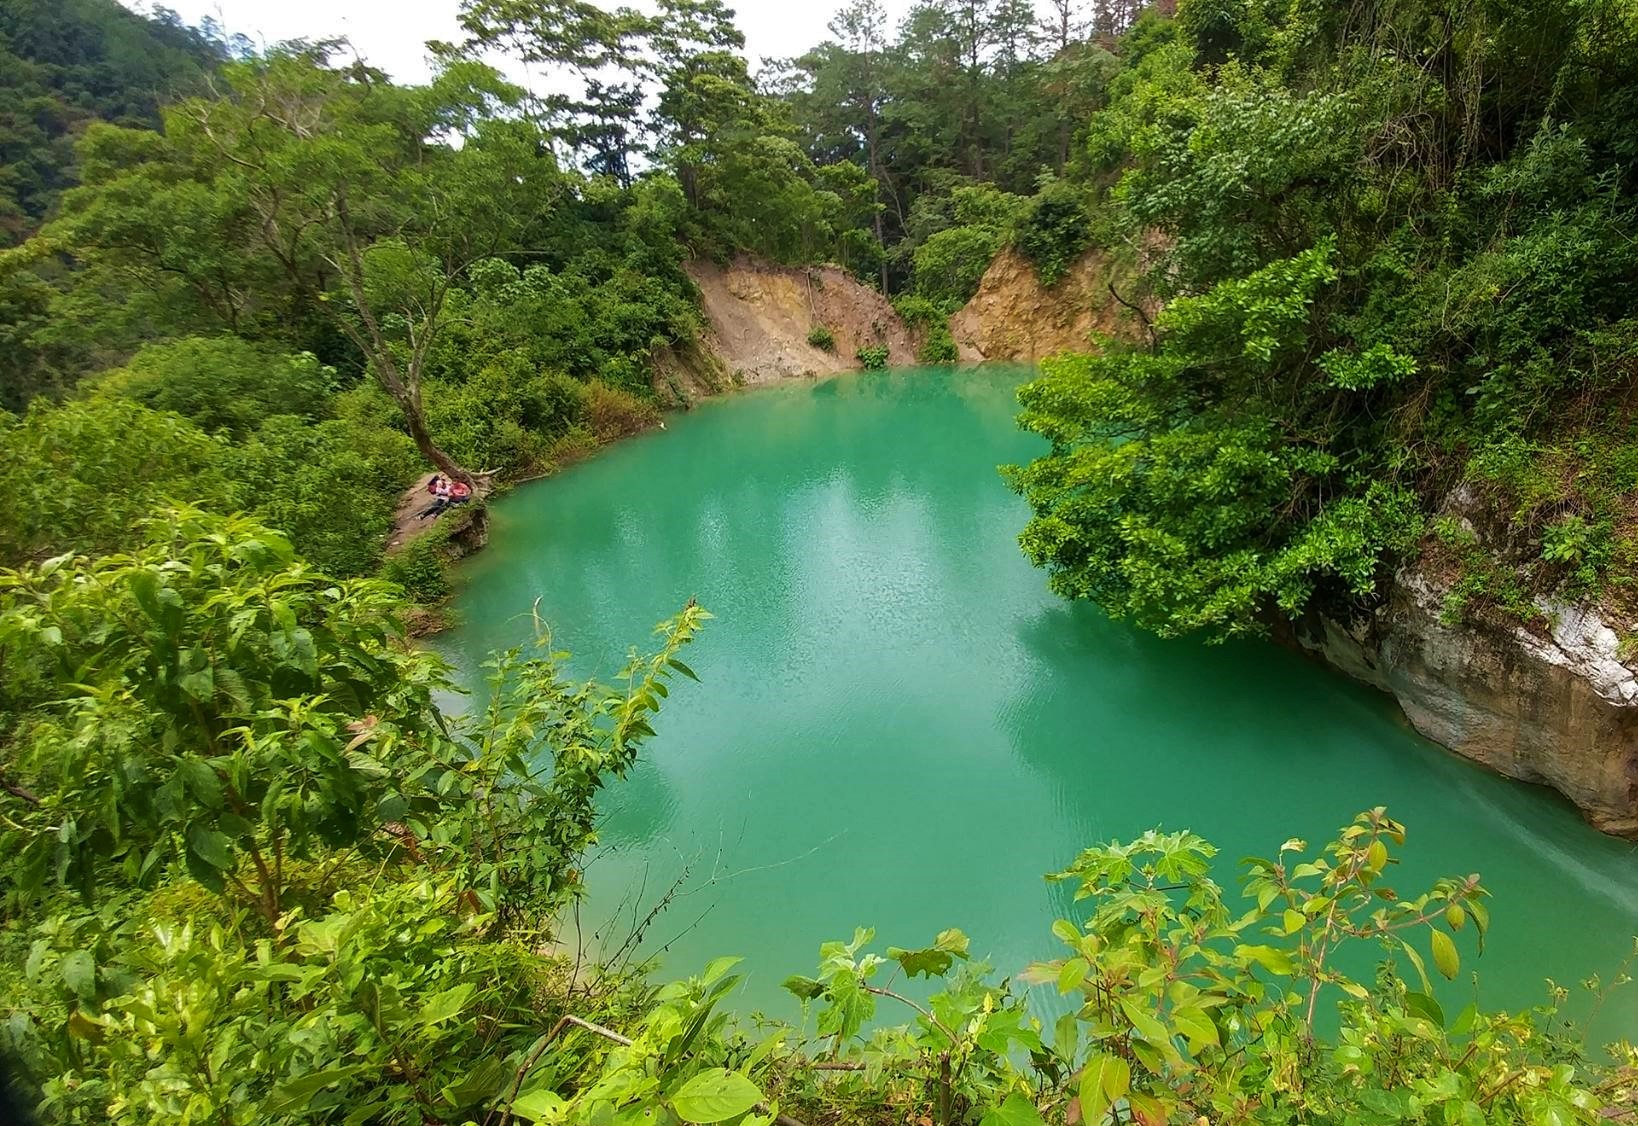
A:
[121,0,1060,85]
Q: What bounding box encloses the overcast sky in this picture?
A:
[120,0,1028,83]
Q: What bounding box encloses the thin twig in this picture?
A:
[863,985,958,1044]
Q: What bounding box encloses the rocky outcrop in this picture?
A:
[682,256,915,389]
[441,503,489,558]
[950,246,1146,362]
[1291,571,1638,837]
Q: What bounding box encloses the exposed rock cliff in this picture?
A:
[1291,569,1638,837]
[949,246,1144,362]
[681,256,915,390]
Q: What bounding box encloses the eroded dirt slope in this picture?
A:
[684,256,915,386]
[950,246,1144,362]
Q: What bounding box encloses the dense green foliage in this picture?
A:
[1010,0,1638,638]
[0,511,709,1122]
[770,0,1120,292]
[1,520,1627,1124]
[0,0,1158,581]
[0,0,1140,583]
[0,0,231,246]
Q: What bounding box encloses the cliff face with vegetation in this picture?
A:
[1287,481,1638,835]
[1297,577,1638,836]
[950,246,1143,361]
[683,256,916,387]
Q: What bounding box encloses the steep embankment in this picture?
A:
[680,256,915,390]
[1289,486,1638,836]
[950,246,1143,361]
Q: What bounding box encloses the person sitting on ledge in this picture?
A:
[415,474,473,521]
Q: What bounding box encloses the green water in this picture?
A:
[440,365,1638,1039]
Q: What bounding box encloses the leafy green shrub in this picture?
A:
[855,344,890,370]
[891,292,960,361]
[912,224,1004,306]
[0,397,231,565]
[583,380,661,442]
[807,324,836,351]
[225,414,420,578]
[0,510,709,1124]
[917,331,959,364]
[533,809,1618,1126]
[1014,179,1093,287]
[544,424,602,470]
[891,293,949,328]
[93,336,337,439]
[1431,516,1544,627]
[382,526,454,603]
[425,356,590,476]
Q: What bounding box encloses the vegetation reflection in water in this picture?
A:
[441,366,1638,1040]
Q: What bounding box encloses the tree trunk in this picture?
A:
[398,384,475,487]
[330,191,477,489]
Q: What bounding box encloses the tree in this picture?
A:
[51,50,565,485]
[825,0,893,290]
[454,0,652,183]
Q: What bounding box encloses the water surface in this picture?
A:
[440,366,1638,1039]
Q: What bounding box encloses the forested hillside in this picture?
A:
[0,0,232,245]
[0,0,1135,588]
[4,0,1638,1123]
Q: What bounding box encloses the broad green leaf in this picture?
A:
[1078,1053,1130,1124]
[978,1092,1046,1126]
[178,665,215,701]
[1403,991,1445,1028]
[59,950,95,999]
[511,1089,565,1123]
[1236,944,1295,976]
[178,759,223,809]
[670,1068,761,1123]
[1170,1004,1219,1050]
[890,944,956,979]
[265,1065,372,1114]
[1430,928,1460,980]
[187,824,234,870]
[1282,909,1304,934]
[1118,996,1168,1043]
[1054,1011,1079,1061]
[1364,839,1388,874]
[419,983,474,1026]
[782,975,825,1001]
[1058,957,1090,994]
[700,956,742,986]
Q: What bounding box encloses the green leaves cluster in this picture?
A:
[855,345,891,370]
[506,810,1625,1126]
[1011,0,1638,637]
[0,509,711,1123]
